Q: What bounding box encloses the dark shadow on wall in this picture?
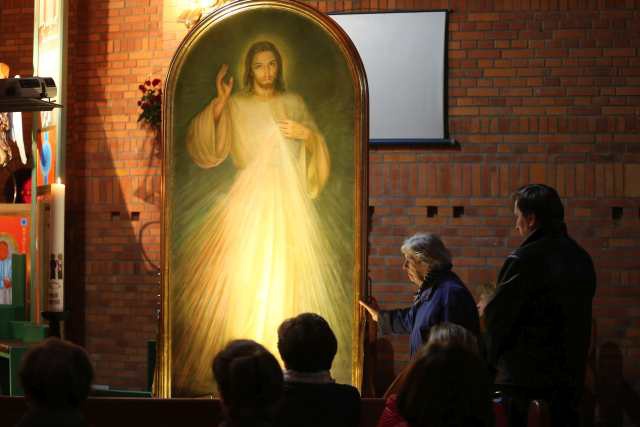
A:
[132,135,161,276]
[372,337,397,396]
[361,325,396,398]
[588,341,640,427]
[64,0,161,391]
[133,140,161,217]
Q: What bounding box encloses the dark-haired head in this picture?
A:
[243,41,285,93]
[512,184,565,234]
[19,337,94,409]
[277,312,337,373]
[420,322,479,355]
[397,344,493,427]
[213,340,283,424]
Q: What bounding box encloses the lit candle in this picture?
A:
[48,179,65,312]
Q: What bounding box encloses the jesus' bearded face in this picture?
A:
[251,51,278,91]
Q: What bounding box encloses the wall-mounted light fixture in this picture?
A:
[177,0,229,29]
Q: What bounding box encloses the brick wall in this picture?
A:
[352,1,640,420]
[6,0,640,413]
[0,0,35,187]
[64,0,166,389]
[0,0,34,77]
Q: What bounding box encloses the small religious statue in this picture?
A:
[0,112,12,168]
[0,240,12,304]
[0,63,14,168]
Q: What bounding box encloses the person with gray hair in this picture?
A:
[360,232,479,357]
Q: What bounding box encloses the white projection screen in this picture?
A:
[331,11,450,145]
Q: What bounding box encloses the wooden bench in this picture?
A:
[0,340,29,396]
[0,396,386,427]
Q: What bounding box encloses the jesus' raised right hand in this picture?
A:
[213,64,234,122]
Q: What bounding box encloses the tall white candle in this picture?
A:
[48,180,65,312]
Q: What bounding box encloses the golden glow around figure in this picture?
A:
[171,41,353,395]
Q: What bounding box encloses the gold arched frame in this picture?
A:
[158,0,369,397]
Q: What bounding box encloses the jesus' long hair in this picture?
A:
[243,41,286,93]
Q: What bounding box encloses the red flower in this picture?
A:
[138,78,162,130]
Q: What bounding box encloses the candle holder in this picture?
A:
[41,310,70,338]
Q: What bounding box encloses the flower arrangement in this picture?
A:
[137,78,162,131]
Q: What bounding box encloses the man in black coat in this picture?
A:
[274,313,360,427]
[484,184,596,427]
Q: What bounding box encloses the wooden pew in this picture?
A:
[0,396,386,427]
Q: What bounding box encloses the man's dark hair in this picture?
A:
[277,312,337,372]
[512,184,565,231]
[19,337,94,409]
[243,41,285,93]
[212,339,283,422]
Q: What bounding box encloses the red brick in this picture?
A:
[450,107,480,116]
[615,87,640,96]
[467,13,501,21]
[467,87,500,96]
[604,48,636,57]
[484,68,518,77]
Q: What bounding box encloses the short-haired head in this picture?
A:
[19,337,94,409]
[212,339,283,419]
[277,312,337,372]
[401,233,452,271]
[243,41,285,93]
[512,184,564,231]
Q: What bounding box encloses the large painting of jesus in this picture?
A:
[160,0,368,397]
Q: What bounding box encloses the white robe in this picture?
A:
[172,91,351,394]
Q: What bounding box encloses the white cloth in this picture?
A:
[172,91,351,395]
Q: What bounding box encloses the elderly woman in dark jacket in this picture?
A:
[360,232,479,357]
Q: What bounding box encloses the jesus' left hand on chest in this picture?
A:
[278,119,311,141]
